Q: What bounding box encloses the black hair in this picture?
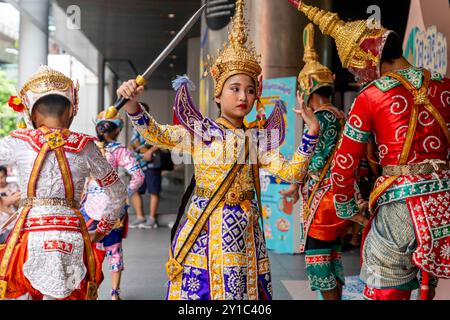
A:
[33,95,71,117]
[381,32,404,65]
[0,166,7,175]
[313,86,334,99]
[96,121,119,142]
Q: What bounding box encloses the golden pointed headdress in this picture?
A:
[209,0,261,97]
[18,65,79,128]
[298,23,334,104]
[295,1,392,84]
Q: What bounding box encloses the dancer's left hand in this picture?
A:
[293,91,320,136]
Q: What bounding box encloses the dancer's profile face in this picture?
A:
[215,74,256,122]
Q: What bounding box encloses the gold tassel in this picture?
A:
[17,118,27,129]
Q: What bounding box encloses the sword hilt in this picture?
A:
[105,75,147,119]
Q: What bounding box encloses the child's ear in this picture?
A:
[30,110,37,123]
[214,96,221,105]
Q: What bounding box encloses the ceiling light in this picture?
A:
[169,30,176,36]
[169,63,175,68]
[168,13,175,19]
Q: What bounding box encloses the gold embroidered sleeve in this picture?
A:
[259,133,319,183]
[127,108,193,154]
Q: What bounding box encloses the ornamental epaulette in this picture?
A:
[10,129,96,153]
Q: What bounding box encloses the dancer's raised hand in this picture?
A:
[293,91,320,136]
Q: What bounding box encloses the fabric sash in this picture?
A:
[0,142,49,299]
[40,126,98,300]
[166,136,250,281]
[361,69,449,298]
[301,113,345,237]
[0,126,97,300]
[367,69,444,210]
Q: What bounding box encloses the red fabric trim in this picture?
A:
[96,219,114,236]
[96,170,119,188]
[407,192,450,278]
[10,129,96,153]
[305,254,332,264]
[23,216,80,228]
[363,285,412,300]
[23,227,81,232]
[122,214,129,239]
[43,240,74,254]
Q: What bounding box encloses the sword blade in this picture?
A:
[141,3,206,79]
[0,212,17,231]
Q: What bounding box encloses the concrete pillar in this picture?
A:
[18,0,49,86]
[97,53,105,112]
[104,65,117,109]
[247,0,302,79]
[247,0,332,138]
[200,0,229,119]
[248,0,332,79]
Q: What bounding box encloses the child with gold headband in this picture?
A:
[120,0,320,300]
[0,66,127,300]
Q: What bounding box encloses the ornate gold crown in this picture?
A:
[18,65,79,129]
[20,65,78,113]
[298,23,334,104]
[295,1,392,83]
[209,0,261,97]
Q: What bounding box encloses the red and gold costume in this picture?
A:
[128,0,319,300]
[0,66,127,300]
[291,1,450,300]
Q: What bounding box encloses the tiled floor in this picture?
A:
[98,226,450,300]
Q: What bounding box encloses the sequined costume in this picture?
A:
[129,103,317,300]
[127,0,318,300]
[336,67,450,299]
[0,66,127,300]
[296,23,350,293]
[81,138,144,272]
[290,1,450,300]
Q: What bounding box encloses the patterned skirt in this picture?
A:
[167,197,272,300]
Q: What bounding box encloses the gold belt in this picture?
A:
[383,162,449,176]
[195,187,255,207]
[19,197,80,209]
